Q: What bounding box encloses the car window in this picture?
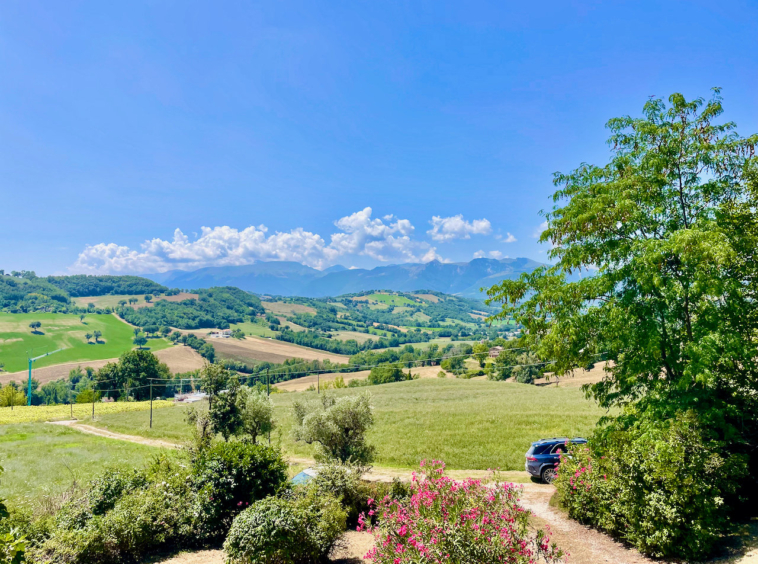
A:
[550,445,566,455]
[526,446,535,455]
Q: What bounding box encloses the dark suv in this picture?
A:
[525,437,587,483]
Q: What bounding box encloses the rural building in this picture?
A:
[209,329,232,338]
[488,345,504,358]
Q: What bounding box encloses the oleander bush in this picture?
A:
[360,461,564,564]
[555,411,747,560]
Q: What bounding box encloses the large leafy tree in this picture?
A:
[488,90,758,453]
[96,349,170,400]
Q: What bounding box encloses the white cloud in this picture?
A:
[72,207,444,274]
[533,221,548,238]
[495,232,517,243]
[473,250,506,260]
[427,215,491,242]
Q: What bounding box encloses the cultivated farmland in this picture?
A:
[0,312,171,373]
[262,301,317,315]
[212,335,350,365]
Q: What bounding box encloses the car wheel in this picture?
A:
[541,466,558,484]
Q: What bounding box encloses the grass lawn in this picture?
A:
[0,423,163,503]
[231,320,278,338]
[84,379,606,471]
[0,313,171,372]
[362,293,419,307]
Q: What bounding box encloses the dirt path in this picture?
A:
[517,482,653,564]
[49,420,182,449]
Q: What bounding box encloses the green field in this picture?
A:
[0,313,171,372]
[231,320,278,338]
[0,423,161,503]
[82,378,606,470]
[357,293,419,307]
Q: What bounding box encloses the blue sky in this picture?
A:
[1,0,757,275]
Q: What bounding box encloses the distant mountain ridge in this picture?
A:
[143,257,548,298]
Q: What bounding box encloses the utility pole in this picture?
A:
[26,348,64,406]
[149,382,153,428]
[266,369,270,397]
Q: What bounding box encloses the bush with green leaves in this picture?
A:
[555,412,747,560]
[191,441,288,541]
[0,466,25,564]
[292,392,375,464]
[224,489,346,564]
[31,457,194,564]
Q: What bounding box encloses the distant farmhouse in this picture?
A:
[209,329,232,339]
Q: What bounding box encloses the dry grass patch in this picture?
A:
[412,293,440,303]
[262,301,317,315]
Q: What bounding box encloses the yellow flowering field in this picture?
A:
[0,400,175,425]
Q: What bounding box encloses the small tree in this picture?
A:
[292,392,375,463]
[85,333,93,343]
[209,378,242,441]
[144,294,153,303]
[93,330,102,343]
[160,326,171,338]
[133,335,147,349]
[29,321,41,333]
[238,387,275,443]
[200,363,232,409]
[143,325,159,337]
[79,314,86,323]
[133,327,141,338]
[118,300,127,308]
[472,343,489,368]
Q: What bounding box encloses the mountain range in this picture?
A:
[144,257,548,298]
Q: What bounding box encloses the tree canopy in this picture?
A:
[488,89,758,453]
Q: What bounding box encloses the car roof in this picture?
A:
[531,437,587,446]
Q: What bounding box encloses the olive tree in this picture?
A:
[237,387,275,443]
[292,392,375,464]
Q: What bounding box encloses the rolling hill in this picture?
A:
[144,257,547,298]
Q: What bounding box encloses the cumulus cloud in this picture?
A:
[72,207,444,274]
[533,221,548,238]
[473,250,506,260]
[427,215,491,242]
[495,232,517,243]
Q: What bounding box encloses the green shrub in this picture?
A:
[32,457,194,564]
[555,411,747,560]
[191,441,288,541]
[224,490,346,564]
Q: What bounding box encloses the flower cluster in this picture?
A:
[359,460,564,564]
